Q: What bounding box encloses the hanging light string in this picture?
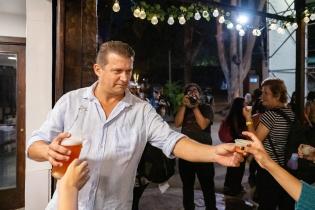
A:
[112,0,315,37]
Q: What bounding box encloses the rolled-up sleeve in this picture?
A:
[295,181,315,210]
[26,96,67,153]
[145,105,185,158]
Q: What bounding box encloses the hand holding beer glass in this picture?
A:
[51,107,86,179]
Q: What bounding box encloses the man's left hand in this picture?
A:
[213,143,245,167]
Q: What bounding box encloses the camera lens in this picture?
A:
[188,96,197,105]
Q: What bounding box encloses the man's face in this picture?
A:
[94,52,133,96]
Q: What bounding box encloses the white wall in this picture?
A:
[0,0,26,37]
[25,0,52,209]
[268,0,309,97]
[268,0,297,96]
[0,0,52,209]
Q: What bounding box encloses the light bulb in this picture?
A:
[179,15,186,25]
[252,29,258,36]
[227,22,234,29]
[167,16,175,25]
[202,10,209,18]
[310,13,315,21]
[252,29,262,37]
[236,24,242,31]
[194,12,201,20]
[304,16,310,23]
[285,22,291,30]
[112,1,120,13]
[218,16,225,24]
[212,9,219,17]
[239,29,245,36]
[151,15,158,25]
[139,10,146,19]
[269,23,277,30]
[292,22,298,30]
[276,27,284,34]
[133,8,141,18]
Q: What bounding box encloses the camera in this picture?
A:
[188,96,198,106]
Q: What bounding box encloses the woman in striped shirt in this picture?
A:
[243,78,295,210]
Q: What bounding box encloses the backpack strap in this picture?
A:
[267,108,292,165]
[268,137,282,164]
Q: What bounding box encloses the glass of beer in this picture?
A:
[51,137,82,179]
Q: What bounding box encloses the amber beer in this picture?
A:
[51,138,82,179]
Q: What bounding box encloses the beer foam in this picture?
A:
[61,137,82,146]
[235,139,252,147]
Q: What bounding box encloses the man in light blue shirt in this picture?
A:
[27,41,244,210]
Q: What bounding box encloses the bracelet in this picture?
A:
[246,121,253,126]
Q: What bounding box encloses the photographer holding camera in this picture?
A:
[175,83,216,210]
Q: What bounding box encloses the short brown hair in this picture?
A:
[261,77,288,103]
[96,41,135,66]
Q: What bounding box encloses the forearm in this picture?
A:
[174,106,186,127]
[27,140,50,161]
[58,185,78,210]
[264,159,302,201]
[173,137,215,162]
[193,107,210,129]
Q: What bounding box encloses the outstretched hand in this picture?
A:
[60,159,90,190]
[242,131,273,169]
[213,143,245,167]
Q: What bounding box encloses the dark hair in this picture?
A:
[307,91,315,101]
[184,83,202,95]
[261,78,288,103]
[226,97,246,138]
[96,40,135,66]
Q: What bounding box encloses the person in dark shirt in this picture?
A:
[175,83,217,210]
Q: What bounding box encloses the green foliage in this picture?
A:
[163,81,184,115]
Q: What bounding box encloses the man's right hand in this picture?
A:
[47,132,72,167]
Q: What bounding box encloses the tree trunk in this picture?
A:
[184,24,193,84]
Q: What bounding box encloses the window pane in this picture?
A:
[0,53,17,190]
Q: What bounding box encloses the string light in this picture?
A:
[139,9,146,19]
[112,0,120,13]
[252,29,261,36]
[133,7,140,17]
[125,2,315,36]
[285,22,291,30]
[239,29,245,36]
[269,22,277,30]
[151,15,158,25]
[194,11,201,20]
[227,22,234,29]
[179,15,186,25]
[218,16,225,24]
[212,9,219,17]
[304,16,310,23]
[235,24,242,31]
[292,22,298,30]
[202,10,209,18]
[277,27,285,34]
[167,16,175,25]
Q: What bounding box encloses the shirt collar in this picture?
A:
[82,81,133,107]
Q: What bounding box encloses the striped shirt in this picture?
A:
[260,107,295,165]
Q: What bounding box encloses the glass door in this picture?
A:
[0,41,25,209]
